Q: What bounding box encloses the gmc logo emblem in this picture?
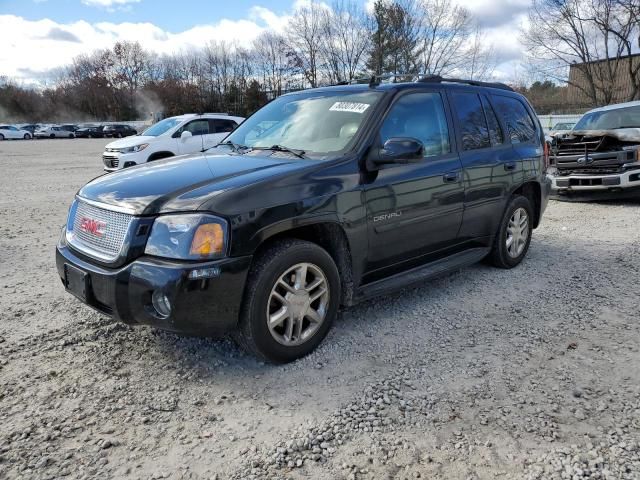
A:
[79,217,107,237]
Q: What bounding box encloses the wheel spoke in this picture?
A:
[309,287,327,303]
[285,317,295,342]
[306,276,324,292]
[269,306,289,328]
[306,308,322,325]
[278,279,296,293]
[294,264,308,290]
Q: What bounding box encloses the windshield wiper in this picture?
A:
[614,125,640,129]
[212,140,249,153]
[251,144,307,159]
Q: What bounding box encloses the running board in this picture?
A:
[350,247,490,305]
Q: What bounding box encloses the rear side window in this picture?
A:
[211,119,237,133]
[380,92,450,157]
[492,95,536,144]
[450,92,490,151]
[183,120,209,136]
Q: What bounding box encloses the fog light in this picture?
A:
[151,290,171,318]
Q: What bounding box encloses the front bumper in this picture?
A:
[103,151,140,172]
[549,168,640,191]
[56,244,252,336]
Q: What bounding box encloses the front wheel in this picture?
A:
[24,133,31,140]
[235,239,340,363]
[488,195,533,269]
[0,134,4,141]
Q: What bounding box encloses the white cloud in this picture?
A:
[0,12,282,84]
[81,0,140,7]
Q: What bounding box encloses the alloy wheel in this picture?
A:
[266,262,329,347]
[506,207,529,258]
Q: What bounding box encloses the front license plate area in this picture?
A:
[64,264,89,302]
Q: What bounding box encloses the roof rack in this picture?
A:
[334,74,513,92]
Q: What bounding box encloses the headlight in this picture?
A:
[120,144,149,154]
[144,214,228,260]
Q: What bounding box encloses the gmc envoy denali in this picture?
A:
[56,75,551,363]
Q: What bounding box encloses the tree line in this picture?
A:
[1,0,495,123]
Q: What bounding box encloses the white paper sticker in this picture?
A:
[329,102,370,114]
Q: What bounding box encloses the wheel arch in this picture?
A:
[250,221,355,307]
[147,151,175,162]
[512,181,542,228]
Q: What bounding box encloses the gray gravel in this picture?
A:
[0,138,639,479]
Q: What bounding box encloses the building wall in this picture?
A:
[567,55,640,107]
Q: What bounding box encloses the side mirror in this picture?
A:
[371,137,424,166]
[180,130,192,141]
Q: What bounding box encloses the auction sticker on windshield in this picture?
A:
[329,102,371,114]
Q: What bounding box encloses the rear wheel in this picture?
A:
[23,133,31,140]
[235,239,340,363]
[0,134,4,141]
[488,195,533,269]
[68,133,74,139]
[50,134,55,138]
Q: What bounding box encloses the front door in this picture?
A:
[364,90,465,275]
[176,119,210,155]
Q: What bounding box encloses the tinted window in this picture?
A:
[380,92,450,157]
[481,95,503,145]
[183,120,209,136]
[451,92,490,151]
[211,119,237,133]
[492,95,536,144]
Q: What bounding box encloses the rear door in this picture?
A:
[448,90,522,240]
[363,89,464,275]
[208,119,238,146]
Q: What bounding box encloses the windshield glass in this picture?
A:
[223,91,383,157]
[142,118,182,137]
[574,105,640,130]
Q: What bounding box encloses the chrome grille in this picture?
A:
[71,200,133,261]
[103,157,119,168]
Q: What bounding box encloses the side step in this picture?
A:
[350,247,490,305]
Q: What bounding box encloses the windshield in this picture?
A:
[574,105,640,130]
[223,91,383,157]
[142,117,182,137]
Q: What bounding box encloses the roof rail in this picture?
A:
[332,73,513,91]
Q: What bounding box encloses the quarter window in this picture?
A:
[451,92,491,151]
[379,92,450,157]
[211,119,237,133]
[491,95,536,144]
[481,95,503,145]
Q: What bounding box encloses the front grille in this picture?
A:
[103,157,119,168]
[71,200,133,261]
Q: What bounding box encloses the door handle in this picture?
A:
[504,162,517,171]
[443,171,460,183]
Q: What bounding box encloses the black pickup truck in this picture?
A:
[56,76,550,363]
[549,101,640,200]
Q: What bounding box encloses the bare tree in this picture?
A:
[253,32,291,96]
[320,0,371,83]
[287,2,326,87]
[522,0,640,106]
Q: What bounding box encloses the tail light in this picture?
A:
[543,141,550,170]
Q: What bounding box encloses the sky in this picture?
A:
[0,0,531,85]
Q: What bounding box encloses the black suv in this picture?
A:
[56,76,551,363]
[103,124,137,138]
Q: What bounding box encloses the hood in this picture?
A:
[77,152,308,215]
[105,135,155,149]
[562,128,640,143]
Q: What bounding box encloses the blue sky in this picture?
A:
[0,0,530,84]
[0,0,295,31]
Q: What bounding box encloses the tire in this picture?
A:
[488,195,533,269]
[68,133,74,139]
[0,134,4,141]
[235,239,341,363]
[50,134,55,138]
[24,133,31,140]
[116,132,122,138]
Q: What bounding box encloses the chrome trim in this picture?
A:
[75,196,137,215]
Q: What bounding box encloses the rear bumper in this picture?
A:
[56,244,252,336]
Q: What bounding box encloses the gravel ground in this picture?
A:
[1,138,639,480]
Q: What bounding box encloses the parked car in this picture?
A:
[548,121,576,137]
[56,76,550,363]
[102,124,137,138]
[101,114,243,171]
[60,124,79,133]
[35,125,75,139]
[0,125,32,140]
[549,100,640,199]
[75,125,106,138]
[16,124,40,135]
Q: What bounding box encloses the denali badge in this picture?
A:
[79,218,107,237]
[373,212,402,222]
